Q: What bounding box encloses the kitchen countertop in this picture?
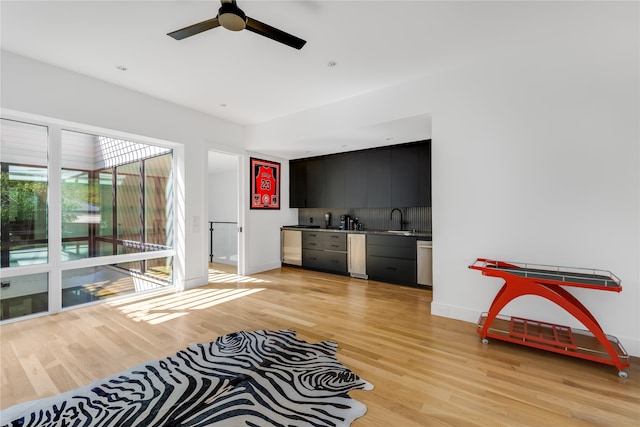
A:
[281,225,432,240]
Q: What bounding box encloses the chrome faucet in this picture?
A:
[390,208,405,231]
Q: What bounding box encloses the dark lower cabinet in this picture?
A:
[302,231,347,274]
[367,234,417,285]
[303,249,347,272]
[292,230,420,285]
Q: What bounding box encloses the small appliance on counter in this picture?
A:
[339,214,350,230]
[339,215,361,230]
[325,212,331,228]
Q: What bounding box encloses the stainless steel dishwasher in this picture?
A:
[417,240,432,286]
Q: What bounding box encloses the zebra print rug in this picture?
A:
[0,329,373,427]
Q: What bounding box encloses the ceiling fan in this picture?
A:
[167,0,307,50]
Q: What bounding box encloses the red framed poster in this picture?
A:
[250,157,280,209]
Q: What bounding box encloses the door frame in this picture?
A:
[206,149,245,276]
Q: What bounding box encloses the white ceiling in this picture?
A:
[2,1,545,158]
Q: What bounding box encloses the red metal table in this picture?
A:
[469,258,630,378]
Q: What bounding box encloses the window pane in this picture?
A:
[61,130,173,259]
[1,119,49,268]
[117,162,142,244]
[61,170,92,260]
[97,170,115,256]
[0,273,48,320]
[61,257,172,308]
[145,153,173,249]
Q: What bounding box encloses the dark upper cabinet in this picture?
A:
[391,144,419,207]
[289,160,307,207]
[366,148,391,207]
[324,154,345,208]
[305,158,326,208]
[418,141,432,206]
[289,140,431,209]
[345,151,367,208]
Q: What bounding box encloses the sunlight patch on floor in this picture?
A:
[110,286,265,324]
[208,268,269,284]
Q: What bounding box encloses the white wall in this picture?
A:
[244,153,298,274]
[428,5,639,357]
[208,169,238,222]
[247,3,640,355]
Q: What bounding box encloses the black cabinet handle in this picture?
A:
[330,244,339,248]
[385,266,397,270]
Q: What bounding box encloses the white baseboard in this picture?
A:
[244,262,282,275]
[430,302,480,323]
[184,276,207,290]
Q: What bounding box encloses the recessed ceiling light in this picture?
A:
[220,104,227,107]
[327,61,337,67]
[341,144,348,148]
[116,65,127,71]
[385,137,394,141]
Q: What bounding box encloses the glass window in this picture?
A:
[0,119,177,321]
[145,153,173,249]
[61,256,172,308]
[116,161,142,252]
[61,169,92,260]
[97,169,115,256]
[61,130,173,260]
[0,273,48,320]
[0,119,49,268]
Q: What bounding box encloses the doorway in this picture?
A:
[207,151,241,274]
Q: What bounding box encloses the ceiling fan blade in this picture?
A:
[167,17,221,40]
[245,17,306,50]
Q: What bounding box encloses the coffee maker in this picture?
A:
[339,214,351,230]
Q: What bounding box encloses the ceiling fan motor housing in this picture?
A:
[218,3,247,31]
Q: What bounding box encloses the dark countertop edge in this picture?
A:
[281,226,432,240]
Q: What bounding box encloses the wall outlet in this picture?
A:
[1,281,10,288]
[309,217,313,223]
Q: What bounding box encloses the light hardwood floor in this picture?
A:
[1,264,639,426]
